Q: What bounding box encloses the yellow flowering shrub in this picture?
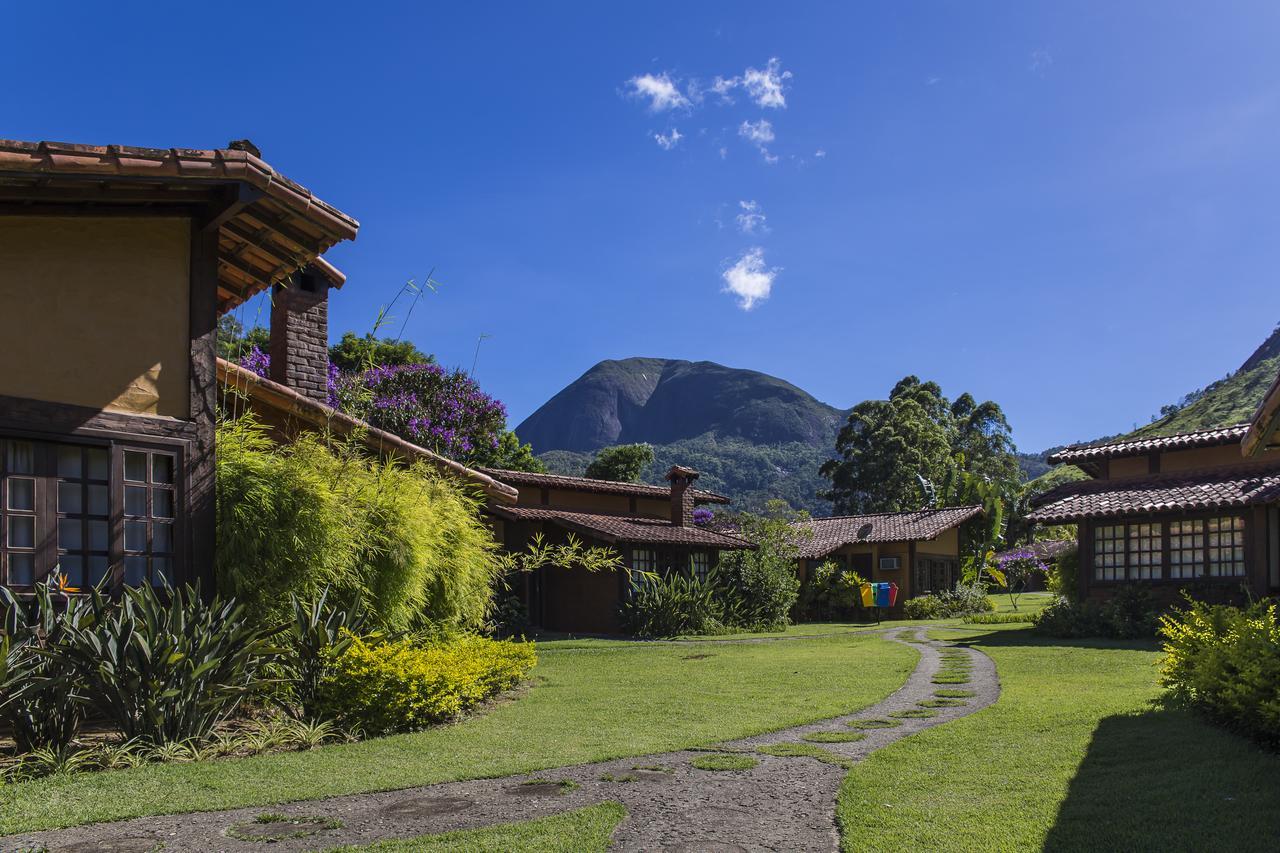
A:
[1159,597,1280,745]
[316,633,537,734]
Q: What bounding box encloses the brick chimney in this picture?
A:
[666,465,700,527]
[269,263,339,404]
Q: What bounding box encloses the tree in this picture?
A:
[217,316,269,362]
[328,332,433,373]
[714,500,807,631]
[476,431,545,473]
[820,376,1020,516]
[585,444,654,482]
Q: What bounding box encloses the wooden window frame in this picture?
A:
[1089,511,1249,585]
[0,435,185,593]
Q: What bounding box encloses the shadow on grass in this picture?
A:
[936,625,1161,654]
[1042,709,1280,852]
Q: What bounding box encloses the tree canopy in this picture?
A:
[328,332,433,372]
[585,444,654,482]
[820,376,1020,516]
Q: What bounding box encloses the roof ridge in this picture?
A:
[803,505,983,523]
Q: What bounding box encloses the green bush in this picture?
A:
[1034,586,1159,639]
[1159,597,1280,745]
[215,414,501,631]
[316,633,536,734]
[618,571,725,638]
[715,505,803,631]
[903,584,993,620]
[44,583,280,745]
[0,579,86,752]
[903,596,940,619]
[794,560,865,622]
[1046,546,1079,601]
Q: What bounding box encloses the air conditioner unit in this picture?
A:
[879,556,901,571]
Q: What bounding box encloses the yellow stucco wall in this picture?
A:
[0,216,191,417]
[1109,456,1150,478]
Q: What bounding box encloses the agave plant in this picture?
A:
[0,575,90,752]
[277,587,368,720]
[42,583,283,745]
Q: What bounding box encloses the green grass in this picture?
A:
[933,689,976,699]
[757,742,854,769]
[0,632,915,834]
[802,731,866,743]
[838,625,1280,851]
[847,719,900,730]
[691,753,758,771]
[887,708,937,719]
[328,801,627,852]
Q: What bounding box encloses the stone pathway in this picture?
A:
[7,629,999,853]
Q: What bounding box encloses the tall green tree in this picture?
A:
[585,444,654,482]
[820,376,1020,516]
[217,316,269,362]
[329,332,433,372]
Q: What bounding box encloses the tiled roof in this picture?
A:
[477,468,731,504]
[1026,463,1280,524]
[0,139,359,312]
[217,359,518,505]
[488,505,754,549]
[1243,369,1280,458]
[792,506,984,560]
[1047,425,1250,465]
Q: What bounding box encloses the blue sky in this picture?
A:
[7,2,1279,451]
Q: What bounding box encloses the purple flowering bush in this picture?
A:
[334,363,507,464]
[240,346,271,379]
[692,507,715,526]
[994,547,1049,611]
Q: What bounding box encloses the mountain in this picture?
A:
[516,358,848,515]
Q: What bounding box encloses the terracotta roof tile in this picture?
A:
[1026,463,1280,524]
[488,505,754,549]
[477,468,731,504]
[792,506,983,560]
[1047,425,1249,465]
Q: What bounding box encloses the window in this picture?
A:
[0,437,181,590]
[1128,522,1162,581]
[631,548,656,587]
[1169,519,1204,580]
[690,551,710,583]
[1207,516,1245,577]
[2,441,38,587]
[1094,525,1126,581]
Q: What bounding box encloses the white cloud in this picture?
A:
[718,146,728,159]
[814,149,827,158]
[721,247,778,310]
[742,57,791,108]
[710,74,739,102]
[926,76,941,86]
[1029,49,1053,73]
[735,200,768,234]
[738,119,778,163]
[653,128,683,150]
[627,72,690,111]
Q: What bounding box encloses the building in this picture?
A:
[1028,409,1280,603]
[0,138,512,595]
[481,466,753,633]
[791,507,984,603]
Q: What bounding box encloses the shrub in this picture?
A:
[315,633,536,735]
[1034,586,1159,639]
[618,571,724,638]
[0,578,86,752]
[794,561,864,622]
[45,584,280,745]
[276,588,370,721]
[903,596,940,620]
[1046,546,1079,601]
[715,505,803,631]
[1159,597,1280,745]
[216,415,502,631]
[903,584,993,620]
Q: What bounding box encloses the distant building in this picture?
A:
[481,466,753,633]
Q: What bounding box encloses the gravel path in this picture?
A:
[8,628,999,853]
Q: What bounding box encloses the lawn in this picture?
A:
[330,802,627,852]
[0,632,915,835]
[837,624,1280,852]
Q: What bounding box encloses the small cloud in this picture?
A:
[742,57,791,108]
[814,149,826,159]
[718,146,729,159]
[1029,49,1053,73]
[739,119,777,163]
[721,247,778,310]
[627,72,690,111]
[710,75,739,102]
[735,200,768,234]
[653,128,683,150]
[926,76,941,86]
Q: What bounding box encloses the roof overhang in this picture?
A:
[217,359,517,505]
[0,140,359,313]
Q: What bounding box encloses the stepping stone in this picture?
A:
[381,796,474,818]
[58,839,163,853]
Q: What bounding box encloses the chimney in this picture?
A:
[666,465,700,527]
[269,263,338,404]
